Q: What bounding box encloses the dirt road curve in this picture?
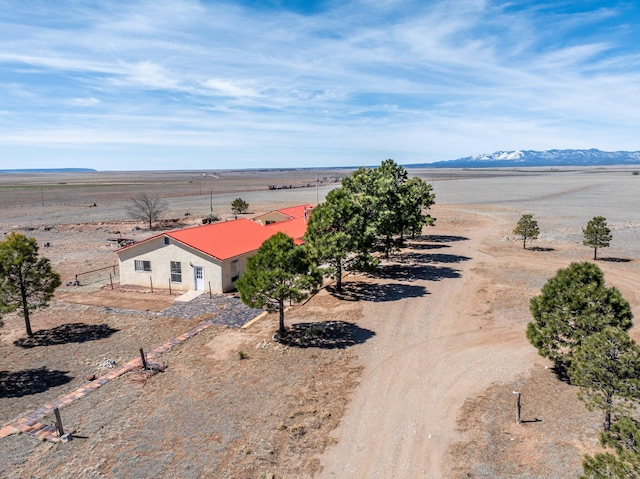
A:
[319,211,547,478]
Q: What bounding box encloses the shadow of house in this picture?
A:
[279,321,375,349]
[14,323,119,349]
[328,281,428,302]
[0,367,73,398]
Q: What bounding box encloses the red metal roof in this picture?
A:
[264,217,308,245]
[276,204,314,219]
[118,205,311,261]
[166,219,277,260]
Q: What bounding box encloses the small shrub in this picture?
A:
[289,424,305,438]
[304,322,326,339]
[633,171,639,176]
[237,350,247,360]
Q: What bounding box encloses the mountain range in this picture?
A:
[415,149,640,168]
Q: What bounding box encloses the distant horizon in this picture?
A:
[4,147,640,173]
[2,1,640,170]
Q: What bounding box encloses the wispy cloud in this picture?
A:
[1,0,639,169]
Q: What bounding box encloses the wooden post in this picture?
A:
[150,277,153,293]
[140,348,148,370]
[514,391,522,423]
[168,278,172,295]
[209,281,212,299]
[54,407,65,437]
[109,273,113,290]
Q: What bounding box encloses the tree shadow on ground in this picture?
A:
[599,257,632,263]
[421,234,469,243]
[375,263,461,282]
[0,367,73,398]
[407,242,451,250]
[278,321,375,349]
[14,323,119,349]
[528,246,555,252]
[395,252,471,264]
[550,363,571,384]
[327,281,428,302]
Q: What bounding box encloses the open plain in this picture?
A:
[1,166,639,478]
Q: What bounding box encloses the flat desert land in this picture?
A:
[1,167,639,478]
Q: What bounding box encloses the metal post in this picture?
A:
[140,348,148,370]
[54,407,64,437]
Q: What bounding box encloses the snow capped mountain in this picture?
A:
[424,149,640,168]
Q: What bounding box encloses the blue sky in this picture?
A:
[1,0,639,171]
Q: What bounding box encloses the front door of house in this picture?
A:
[194,266,204,290]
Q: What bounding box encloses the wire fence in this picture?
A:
[72,264,119,287]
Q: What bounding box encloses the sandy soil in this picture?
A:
[1,168,639,478]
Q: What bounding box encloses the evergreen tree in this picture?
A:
[341,159,435,258]
[304,187,376,292]
[0,232,61,337]
[231,198,249,215]
[527,262,633,368]
[569,327,640,431]
[583,216,612,260]
[236,232,322,335]
[513,214,540,249]
[581,417,640,478]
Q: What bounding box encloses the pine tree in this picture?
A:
[527,262,633,368]
[569,327,640,431]
[513,214,540,249]
[583,216,612,260]
[0,233,61,337]
[236,232,322,335]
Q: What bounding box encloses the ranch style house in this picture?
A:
[116,204,313,294]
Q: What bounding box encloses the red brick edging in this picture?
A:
[0,318,217,442]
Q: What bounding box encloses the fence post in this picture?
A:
[169,278,172,295]
[150,277,153,293]
[109,273,113,290]
[54,407,65,437]
[140,348,148,370]
[208,281,212,299]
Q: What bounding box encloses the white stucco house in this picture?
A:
[116,204,313,294]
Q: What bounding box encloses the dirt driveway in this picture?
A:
[319,204,640,478]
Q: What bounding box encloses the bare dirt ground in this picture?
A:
[1,168,639,478]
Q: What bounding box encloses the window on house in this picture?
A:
[164,237,170,245]
[231,260,239,282]
[134,260,151,272]
[170,261,182,283]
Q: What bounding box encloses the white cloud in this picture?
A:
[1,0,640,169]
[202,79,260,98]
[72,97,101,107]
